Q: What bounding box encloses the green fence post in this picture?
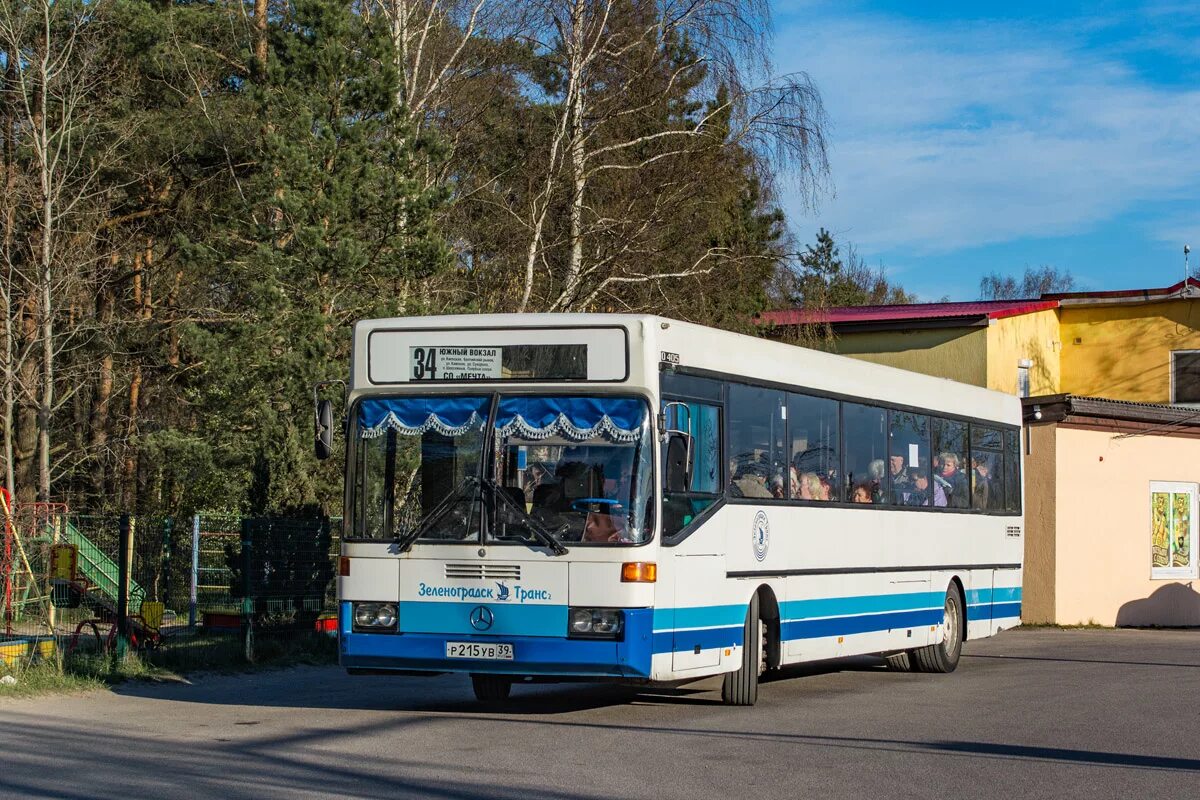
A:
[115,515,132,662]
[241,519,254,664]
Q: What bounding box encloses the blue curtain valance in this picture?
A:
[359,397,488,438]
[496,396,645,443]
[358,396,645,442]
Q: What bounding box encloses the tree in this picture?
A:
[181,0,450,512]
[506,0,827,314]
[786,227,914,309]
[979,266,1075,300]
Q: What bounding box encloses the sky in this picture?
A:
[771,0,1200,301]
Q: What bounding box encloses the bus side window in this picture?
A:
[662,400,722,537]
[1004,429,1021,513]
[788,392,838,502]
[970,424,1004,510]
[932,418,968,509]
[728,384,786,500]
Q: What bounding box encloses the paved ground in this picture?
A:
[2,629,1199,799]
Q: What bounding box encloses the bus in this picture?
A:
[323,314,1023,705]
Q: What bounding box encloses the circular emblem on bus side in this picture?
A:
[469,606,494,631]
[752,511,770,562]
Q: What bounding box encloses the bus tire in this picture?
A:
[721,593,760,706]
[912,585,964,674]
[471,674,512,702]
[885,651,915,671]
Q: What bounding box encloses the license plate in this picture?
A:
[445,641,514,660]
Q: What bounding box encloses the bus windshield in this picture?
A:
[351,394,653,546]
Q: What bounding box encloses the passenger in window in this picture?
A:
[937,452,969,508]
[851,483,874,504]
[797,471,826,501]
[869,459,886,503]
[902,467,943,507]
[889,455,910,502]
[770,471,786,499]
[731,457,773,499]
[789,465,802,498]
[972,457,996,509]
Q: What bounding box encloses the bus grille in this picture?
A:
[444,563,522,581]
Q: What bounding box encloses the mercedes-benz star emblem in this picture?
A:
[469,606,494,631]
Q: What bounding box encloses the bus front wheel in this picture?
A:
[721,593,761,706]
[471,674,512,703]
[912,586,964,674]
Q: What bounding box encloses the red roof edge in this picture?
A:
[986,300,1059,319]
[1043,277,1200,301]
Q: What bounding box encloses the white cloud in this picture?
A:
[773,7,1200,256]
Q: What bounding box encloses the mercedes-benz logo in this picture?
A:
[469,606,494,631]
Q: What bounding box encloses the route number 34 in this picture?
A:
[412,347,437,380]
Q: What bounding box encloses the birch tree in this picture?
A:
[512,0,828,313]
[0,0,124,501]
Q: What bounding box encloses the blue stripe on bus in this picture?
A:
[965,587,1022,605]
[398,600,565,636]
[652,625,744,655]
[781,608,944,641]
[342,605,656,678]
[780,591,944,620]
[967,601,1023,621]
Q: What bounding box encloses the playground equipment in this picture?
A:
[1,490,52,637]
[48,522,163,654]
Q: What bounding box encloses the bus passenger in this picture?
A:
[731,459,772,499]
[938,452,968,508]
[889,455,909,501]
[851,483,873,504]
[799,471,826,501]
[869,459,886,503]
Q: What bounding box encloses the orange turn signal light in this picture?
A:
[621,562,657,583]
[339,556,350,577]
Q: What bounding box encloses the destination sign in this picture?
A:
[410,346,502,381]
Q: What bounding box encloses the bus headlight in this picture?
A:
[568,607,624,638]
[353,602,398,631]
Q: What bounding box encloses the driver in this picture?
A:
[582,507,631,543]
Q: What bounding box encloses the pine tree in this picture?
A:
[181,0,450,513]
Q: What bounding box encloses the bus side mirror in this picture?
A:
[665,432,691,493]
[315,398,333,460]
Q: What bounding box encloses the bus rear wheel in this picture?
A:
[912,586,964,674]
[471,674,512,702]
[721,593,761,706]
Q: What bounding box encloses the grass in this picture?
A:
[0,630,338,698]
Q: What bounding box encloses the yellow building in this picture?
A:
[760,278,1200,627]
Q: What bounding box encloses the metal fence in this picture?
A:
[1,508,339,673]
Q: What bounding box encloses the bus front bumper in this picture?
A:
[339,604,654,679]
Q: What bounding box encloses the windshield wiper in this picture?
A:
[395,476,479,553]
[480,477,569,556]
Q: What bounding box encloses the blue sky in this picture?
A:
[771,0,1200,300]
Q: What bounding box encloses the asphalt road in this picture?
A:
[2,629,1199,799]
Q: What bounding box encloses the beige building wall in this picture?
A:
[1021,424,1057,624]
[1052,425,1200,626]
[1059,299,1200,403]
[986,310,1062,395]
[829,327,988,387]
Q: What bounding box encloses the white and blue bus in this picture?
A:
[325,314,1022,705]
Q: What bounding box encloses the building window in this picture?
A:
[1170,351,1200,404]
[1150,482,1198,579]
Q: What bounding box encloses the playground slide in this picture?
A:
[56,520,146,615]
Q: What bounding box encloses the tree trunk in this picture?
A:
[255,0,269,76]
[1,47,16,497]
[88,277,115,499]
[13,297,38,503]
[122,362,142,508]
